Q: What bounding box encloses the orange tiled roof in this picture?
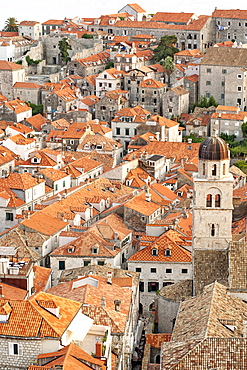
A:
[139,78,165,88]
[33,343,106,370]
[175,48,203,57]
[33,266,52,293]
[125,191,160,216]
[40,168,69,181]
[21,212,68,236]
[9,134,35,145]
[19,20,39,26]
[13,82,42,89]
[0,172,44,190]
[152,12,195,23]
[128,3,146,13]
[212,9,247,19]
[0,283,27,300]
[47,275,132,333]
[0,292,81,338]
[42,19,65,25]
[3,99,31,114]
[114,16,209,31]
[128,231,192,262]
[0,61,24,70]
[25,114,48,131]
[124,141,200,162]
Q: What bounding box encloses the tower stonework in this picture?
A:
[193,135,234,295]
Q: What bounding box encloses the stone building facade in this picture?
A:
[199,47,247,109]
[163,86,189,119]
[212,8,247,45]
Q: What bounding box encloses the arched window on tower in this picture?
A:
[223,163,226,175]
[212,164,217,176]
[206,194,212,207]
[211,224,215,236]
[215,194,221,207]
[203,163,205,175]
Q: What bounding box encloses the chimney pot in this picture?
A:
[95,342,102,357]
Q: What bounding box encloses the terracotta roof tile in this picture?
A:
[128,230,192,262]
[0,292,81,338]
[0,61,24,70]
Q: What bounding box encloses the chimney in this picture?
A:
[187,138,192,144]
[107,271,112,284]
[146,190,151,202]
[243,320,247,337]
[0,285,4,298]
[114,299,121,311]
[101,296,106,307]
[155,132,160,141]
[70,119,73,124]
[95,342,102,357]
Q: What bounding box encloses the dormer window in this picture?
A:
[68,246,75,253]
[92,247,98,254]
[152,248,158,256]
[165,249,171,257]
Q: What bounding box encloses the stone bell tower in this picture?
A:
[193,133,234,295]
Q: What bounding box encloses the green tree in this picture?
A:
[241,121,247,138]
[105,62,114,69]
[26,102,43,115]
[162,56,175,87]
[194,95,218,109]
[58,38,71,63]
[81,33,94,39]
[153,35,179,62]
[220,133,236,147]
[183,134,204,143]
[234,160,247,174]
[4,17,18,32]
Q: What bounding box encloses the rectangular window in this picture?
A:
[222,69,227,74]
[6,213,13,221]
[238,86,242,91]
[141,97,145,103]
[166,268,172,273]
[148,282,159,292]
[98,261,104,266]
[206,81,211,85]
[151,268,156,273]
[136,267,142,272]
[142,90,144,94]
[221,94,225,99]
[221,81,225,86]
[139,281,144,292]
[55,184,58,191]
[63,180,65,187]
[84,260,91,266]
[206,68,211,73]
[237,75,242,79]
[182,269,188,274]
[59,261,65,270]
[8,343,22,356]
[206,93,210,98]
[116,127,120,135]
[125,128,130,135]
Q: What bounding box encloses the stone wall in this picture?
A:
[0,337,43,369]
